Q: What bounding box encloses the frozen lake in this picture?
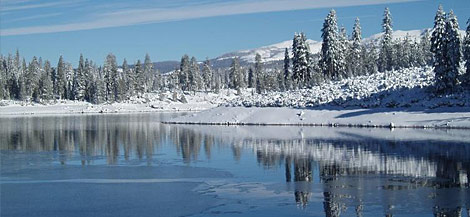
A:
[1,113,469,217]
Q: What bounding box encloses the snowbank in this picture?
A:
[0,91,239,116]
[164,106,470,129]
[228,67,470,108]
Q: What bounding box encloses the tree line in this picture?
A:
[1,5,469,104]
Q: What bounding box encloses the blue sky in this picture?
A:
[0,0,469,66]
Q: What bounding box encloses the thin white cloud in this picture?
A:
[0,1,80,12]
[0,0,420,36]
[3,12,62,23]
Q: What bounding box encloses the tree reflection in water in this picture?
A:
[1,115,469,217]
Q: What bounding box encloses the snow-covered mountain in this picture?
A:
[154,29,465,72]
[214,29,428,64]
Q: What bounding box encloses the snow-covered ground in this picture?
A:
[165,106,470,129]
[0,91,239,116]
[166,67,470,128]
[228,67,470,108]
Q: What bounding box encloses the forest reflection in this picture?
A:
[1,115,469,217]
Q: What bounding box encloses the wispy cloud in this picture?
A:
[3,12,62,23]
[0,0,81,12]
[0,0,419,36]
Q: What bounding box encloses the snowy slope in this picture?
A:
[213,29,432,64]
[215,39,321,63]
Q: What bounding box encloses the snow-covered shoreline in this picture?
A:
[0,91,238,116]
[164,106,470,129]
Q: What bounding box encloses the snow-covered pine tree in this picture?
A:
[254,53,264,93]
[152,69,162,92]
[247,67,255,89]
[277,68,285,91]
[229,58,243,90]
[292,32,310,86]
[189,57,202,92]
[202,59,213,92]
[25,56,40,102]
[350,17,363,76]
[39,60,53,101]
[0,56,7,99]
[103,53,118,102]
[179,55,190,91]
[338,26,348,78]
[443,10,461,91]
[134,60,144,96]
[143,54,154,93]
[72,54,86,101]
[431,5,449,93]
[122,59,134,97]
[283,48,291,90]
[56,56,66,99]
[464,18,470,83]
[320,10,341,80]
[379,7,394,72]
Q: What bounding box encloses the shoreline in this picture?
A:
[163,106,470,130]
[161,121,470,130]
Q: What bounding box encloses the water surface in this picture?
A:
[1,113,469,217]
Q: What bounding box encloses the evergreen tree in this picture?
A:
[379,7,394,72]
[39,60,53,100]
[419,31,432,66]
[143,54,154,93]
[254,53,264,93]
[464,18,470,83]
[103,53,119,102]
[443,10,461,91]
[338,26,348,78]
[431,5,449,93]
[202,59,213,91]
[179,55,190,91]
[350,18,363,76]
[134,60,145,95]
[122,59,134,97]
[320,10,341,80]
[247,67,255,89]
[229,58,243,90]
[189,57,202,92]
[283,48,291,90]
[0,56,7,99]
[56,56,66,99]
[293,33,310,86]
[72,54,86,100]
[25,56,40,101]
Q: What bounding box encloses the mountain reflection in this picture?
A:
[1,115,469,216]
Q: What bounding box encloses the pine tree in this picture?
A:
[25,56,40,101]
[431,5,449,93]
[292,32,310,86]
[56,56,66,99]
[320,10,341,80]
[179,55,190,91]
[189,57,202,92]
[103,53,118,102]
[122,59,135,97]
[350,17,363,76]
[0,56,7,99]
[229,58,243,90]
[419,31,432,66]
[72,54,86,100]
[254,53,263,93]
[379,7,394,72]
[143,54,154,93]
[338,26,348,78]
[464,18,470,84]
[247,67,255,89]
[39,60,53,101]
[202,59,213,91]
[283,48,291,90]
[443,10,461,91]
[134,60,145,95]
